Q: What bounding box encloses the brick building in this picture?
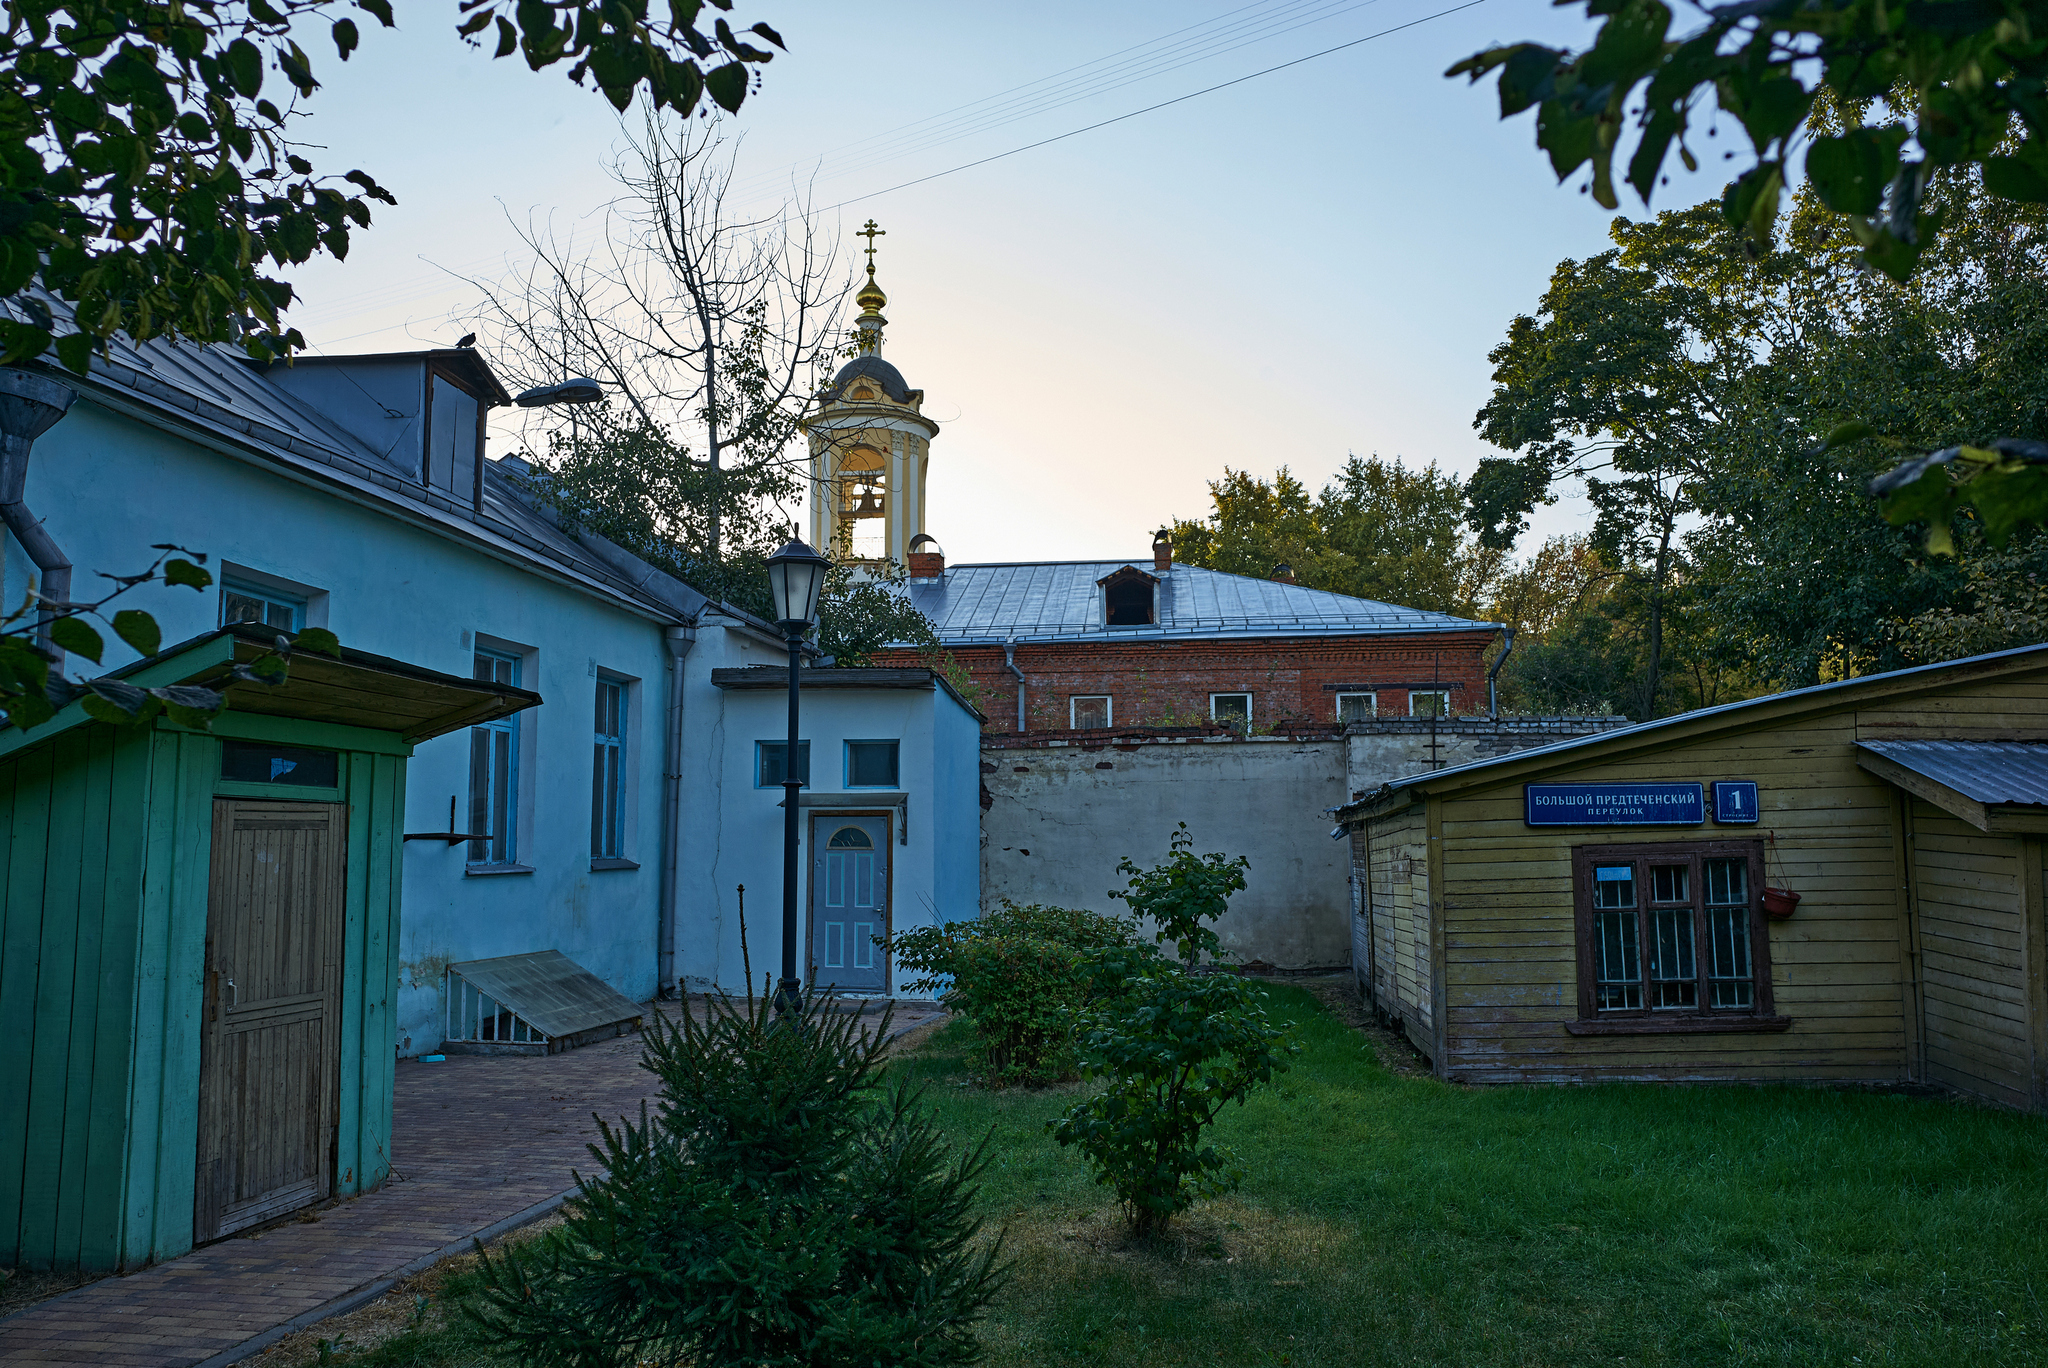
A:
[876,535,1504,734]
[815,236,1504,733]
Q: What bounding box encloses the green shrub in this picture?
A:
[465,987,1002,1367]
[1052,946,1295,1237]
[1110,822,1250,966]
[893,901,1133,1088]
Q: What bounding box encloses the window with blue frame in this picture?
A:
[756,741,810,788]
[592,678,627,859]
[469,648,521,864]
[846,739,900,787]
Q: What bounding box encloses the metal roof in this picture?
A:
[906,560,1498,645]
[1857,739,2048,806]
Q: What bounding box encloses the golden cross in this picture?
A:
[857,219,886,267]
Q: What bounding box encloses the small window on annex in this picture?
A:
[1071,696,1112,730]
[1409,690,1452,718]
[1335,692,1376,723]
[220,741,339,788]
[758,741,812,788]
[846,740,900,788]
[221,581,302,631]
[1211,693,1251,730]
[1573,842,1772,1024]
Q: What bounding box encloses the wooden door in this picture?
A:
[195,799,347,1243]
[809,814,890,994]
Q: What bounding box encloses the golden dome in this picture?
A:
[857,265,887,313]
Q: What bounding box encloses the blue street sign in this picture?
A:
[1712,780,1760,824]
[1524,782,1705,826]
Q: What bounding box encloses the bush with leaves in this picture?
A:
[893,901,1133,1088]
[1050,944,1294,1238]
[466,985,1002,1368]
[1109,822,1250,966]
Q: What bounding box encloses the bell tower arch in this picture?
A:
[804,222,939,574]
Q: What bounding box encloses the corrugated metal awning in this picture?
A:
[1857,739,2048,833]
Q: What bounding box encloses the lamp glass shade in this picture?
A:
[766,538,830,628]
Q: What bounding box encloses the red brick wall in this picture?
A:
[872,631,1498,733]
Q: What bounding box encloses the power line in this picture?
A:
[812,0,1489,216]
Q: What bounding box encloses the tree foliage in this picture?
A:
[1166,456,1500,618]
[1451,0,2048,281]
[0,1,785,369]
[468,986,1003,1368]
[1109,822,1249,969]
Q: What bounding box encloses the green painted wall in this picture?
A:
[0,713,409,1272]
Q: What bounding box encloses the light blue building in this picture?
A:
[0,319,977,1069]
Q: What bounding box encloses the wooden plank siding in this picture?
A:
[1910,803,2031,1107]
[0,714,411,1273]
[1361,806,1431,1051]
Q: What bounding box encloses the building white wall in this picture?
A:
[676,673,978,997]
[27,398,675,1053]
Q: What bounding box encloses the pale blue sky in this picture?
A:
[282,1,1726,566]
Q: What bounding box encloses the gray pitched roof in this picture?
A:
[1858,739,2048,806]
[905,560,1498,645]
[1,297,732,627]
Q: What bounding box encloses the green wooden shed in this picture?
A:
[0,625,536,1272]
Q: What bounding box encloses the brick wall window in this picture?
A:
[1071,695,1112,729]
[1336,692,1376,722]
[1569,841,1779,1033]
[1211,692,1251,730]
[1409,690,1451,718]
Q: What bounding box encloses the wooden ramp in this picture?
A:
[442,950,643,1056]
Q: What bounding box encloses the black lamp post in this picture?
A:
[765,537,831,1017]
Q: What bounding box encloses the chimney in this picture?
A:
[1271,562,1295,584]
[907,533,945,579]
[1152,528,1172,574]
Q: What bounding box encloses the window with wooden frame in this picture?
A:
[591,677,627,861]
[1568,841,1784,1034]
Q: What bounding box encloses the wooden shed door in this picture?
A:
[809,814,890,994]
[195,799,347,1243]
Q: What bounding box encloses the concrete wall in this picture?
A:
[980,716,1636,971]
[982,735,1352,968]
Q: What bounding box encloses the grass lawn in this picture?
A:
[298,984,2048,1367]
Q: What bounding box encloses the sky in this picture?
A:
[279,1,1730,567]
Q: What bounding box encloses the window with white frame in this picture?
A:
[846,739,900,787]
[1071,695,1112,730]
[1211,692,1251,730]
[1409,690,1452,718]
[469,648,521,865]
[1335,692,1376,723]
[221,580,302,631]
[591,677,627,860]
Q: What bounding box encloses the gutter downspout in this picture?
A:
[658,621,698,997]
[1487,627,1516,720]
[1002,636,1025,734]
[0,370,78,655]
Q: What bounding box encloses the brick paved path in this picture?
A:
[0,998,945,1368]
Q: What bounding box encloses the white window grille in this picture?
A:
[1071,696,1112,729]
[446,969,549,1048]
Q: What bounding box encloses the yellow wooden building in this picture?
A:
[1335,645,2048,1111]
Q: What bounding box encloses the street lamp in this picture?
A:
[765,537,831,1017]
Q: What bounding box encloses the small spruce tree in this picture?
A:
[467,986,1003,1367]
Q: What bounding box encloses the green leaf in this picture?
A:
[1983,153,2048,204]
[224,38,264,97]
[85,676,151,716]
[54,332,94,375]
[110,609,161,658]
[333,18,360,59]
[704,61,748,114]
[163,558,214,590]
[1806,130,1904,217]
[50,617,104,663]
[293,627,342,658]
[1821,419,1878,450]
[494,16,520,58]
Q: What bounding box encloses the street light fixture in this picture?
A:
[765,537,831,1017]
[513,377,603,407]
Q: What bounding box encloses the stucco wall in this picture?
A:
[981,736,1352,968]
[25,399,676,1055]
[1346,717,1635,796]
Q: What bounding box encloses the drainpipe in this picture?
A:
[1487,628,1516,720]
[0,370,78,655]
[658,620,698,998]
[1002,636,1026,734]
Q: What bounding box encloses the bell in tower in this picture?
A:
[801,222,940,577]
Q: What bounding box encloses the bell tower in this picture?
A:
[805,221,939,573]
